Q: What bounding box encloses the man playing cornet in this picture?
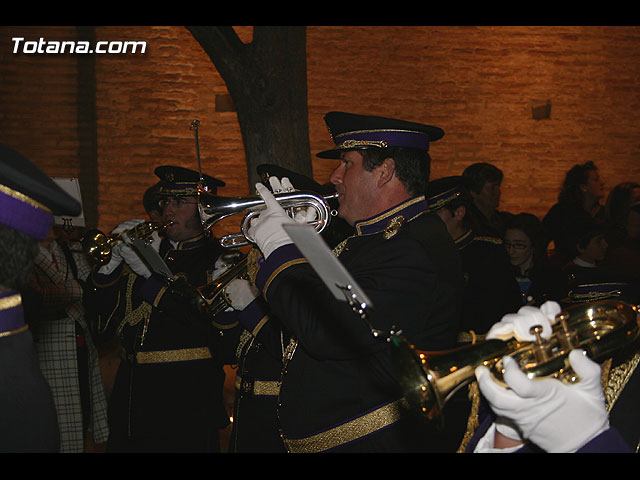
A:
[87,165,243,453]
[238,111,465,452]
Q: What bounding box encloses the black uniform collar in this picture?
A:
[353,195,428,237]
[454,229,475,250]
[167,232,209,251]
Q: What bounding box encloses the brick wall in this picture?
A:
[3,25,640,233]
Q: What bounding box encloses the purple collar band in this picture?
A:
[335,129,431,152]
[355,195,428,236]
[0,184,53,240]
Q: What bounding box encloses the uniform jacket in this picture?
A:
[0,289,59,452]
[220,296,289,453]
[88,233,236,450]
[455,230,522,336]
[254,195,464,452]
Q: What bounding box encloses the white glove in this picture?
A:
[149,230,162,252]
[114,218,162,253]
[225,278,260,311]
[475,349,610,453]
[293,203,318,225]
[97,240,124,275]
[246,177,296,259]
[210,255,234,281]
[493,416,524,444]
[539,300,561,323]
[120,243,152,278]
[106,218,153,278]
[487,301,559,342]
[111,218,146,236]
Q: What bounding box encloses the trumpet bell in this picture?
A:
[81,229,112,266]
[81,221,166,265]
[392,300,640,422]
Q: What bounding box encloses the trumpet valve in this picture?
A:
[555,313,578,351]
[530,324,552,364]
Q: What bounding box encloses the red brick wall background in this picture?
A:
[2,26,640,235]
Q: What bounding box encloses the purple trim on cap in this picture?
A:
[335,129,430,151]
[0,188,52,240]
[0,290,26,334]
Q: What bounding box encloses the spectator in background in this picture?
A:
[26,223,109,452]
[542,161,606,266]
[604,182,640,241]
[562,218,610,289]
[461,162,513,238]
[504,213,568,306]
[601,183,640,281]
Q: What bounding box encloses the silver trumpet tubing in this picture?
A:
[198,189,339,248]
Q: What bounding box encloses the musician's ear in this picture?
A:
[376,158,396,187]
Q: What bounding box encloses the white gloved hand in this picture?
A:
[210,255,233,281]
[111,218,146,236]
[475,349,610,453]
[539,300,562,323]
[119,243,152,278]
[246,177,297,259]
[149,230,162,253]
[101,218,153,277]
[293,203,318,225]
[487,301,559,342]
[97,240,125,275]
[225,278,260,311]
[494,416,524,443]
[113,218,162,253]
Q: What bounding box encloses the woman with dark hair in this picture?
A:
[542,161,606,266]
[504,213,568,306]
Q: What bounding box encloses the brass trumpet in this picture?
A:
[391,300,640,422]
[195,254,249,317]
[198,189,338,248]
[82,221,169,265]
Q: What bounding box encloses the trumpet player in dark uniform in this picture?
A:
[223,164,352,453]
[244,112,464,452]
[0,144,82,452]
[87,166,241,453]
[426,176,522,338]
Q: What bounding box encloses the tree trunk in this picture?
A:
[187,26,311,191]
